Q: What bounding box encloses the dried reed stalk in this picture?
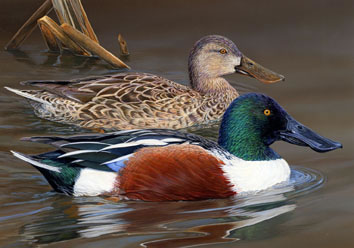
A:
[61,23,130,68]
[38,21,61,51]
[118,34,129,56]
[5,0,53,50]
[51,0,99,43]
[38,16,89,56]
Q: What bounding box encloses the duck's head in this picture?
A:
[218,93,342,161]
[188,35,285,92]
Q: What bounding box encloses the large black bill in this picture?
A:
[279,118,342,153]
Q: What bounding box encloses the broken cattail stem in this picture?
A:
[118,34,129,56]
[75,0,99,43]
[52,0,99,43]
[51,0,73,28]
[38,16,90,56]
[5,0,53,50]
[61,23,130,69]
[38,21,61,51]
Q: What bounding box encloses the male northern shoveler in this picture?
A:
[5,35,284,131]
[11,93,342,201]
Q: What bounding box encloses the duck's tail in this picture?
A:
[10,151,78,195]
[11,151,60,172]
[4,86,81,124]
[4,87,48,105]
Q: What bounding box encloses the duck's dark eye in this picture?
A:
[264,109,271,116]
[219,49,227,54]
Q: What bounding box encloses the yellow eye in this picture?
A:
[264,109,271,116]
[220,49,227,54]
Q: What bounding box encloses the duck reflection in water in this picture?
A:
[21,184,302,247]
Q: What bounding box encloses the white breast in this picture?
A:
[214,152,291,194]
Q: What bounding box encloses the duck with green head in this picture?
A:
[11,93,342,201]
[6,35,284,131]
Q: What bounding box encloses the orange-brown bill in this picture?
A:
[235,55,285,83]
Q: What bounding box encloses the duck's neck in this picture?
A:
[217,107,280,161]
[192,76,238,97]
[188,59,238,97]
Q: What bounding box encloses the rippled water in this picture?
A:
[1,167,323,247]
[0,0,353,247]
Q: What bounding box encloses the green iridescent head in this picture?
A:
[218,93,342,161]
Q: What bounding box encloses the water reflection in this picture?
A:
[6,49,127,73]
[20,167,323,247]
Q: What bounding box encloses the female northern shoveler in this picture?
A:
[5,35,284,131]
[11,93,342,201]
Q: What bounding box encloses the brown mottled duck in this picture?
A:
[6,35,284,131]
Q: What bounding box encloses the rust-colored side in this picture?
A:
[119,144,235,201]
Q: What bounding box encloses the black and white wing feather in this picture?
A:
[22,129,222,172]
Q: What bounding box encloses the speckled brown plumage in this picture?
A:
[16,72,237,130]
[6,35,284,131]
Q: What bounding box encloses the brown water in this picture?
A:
[0,0,353,247]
